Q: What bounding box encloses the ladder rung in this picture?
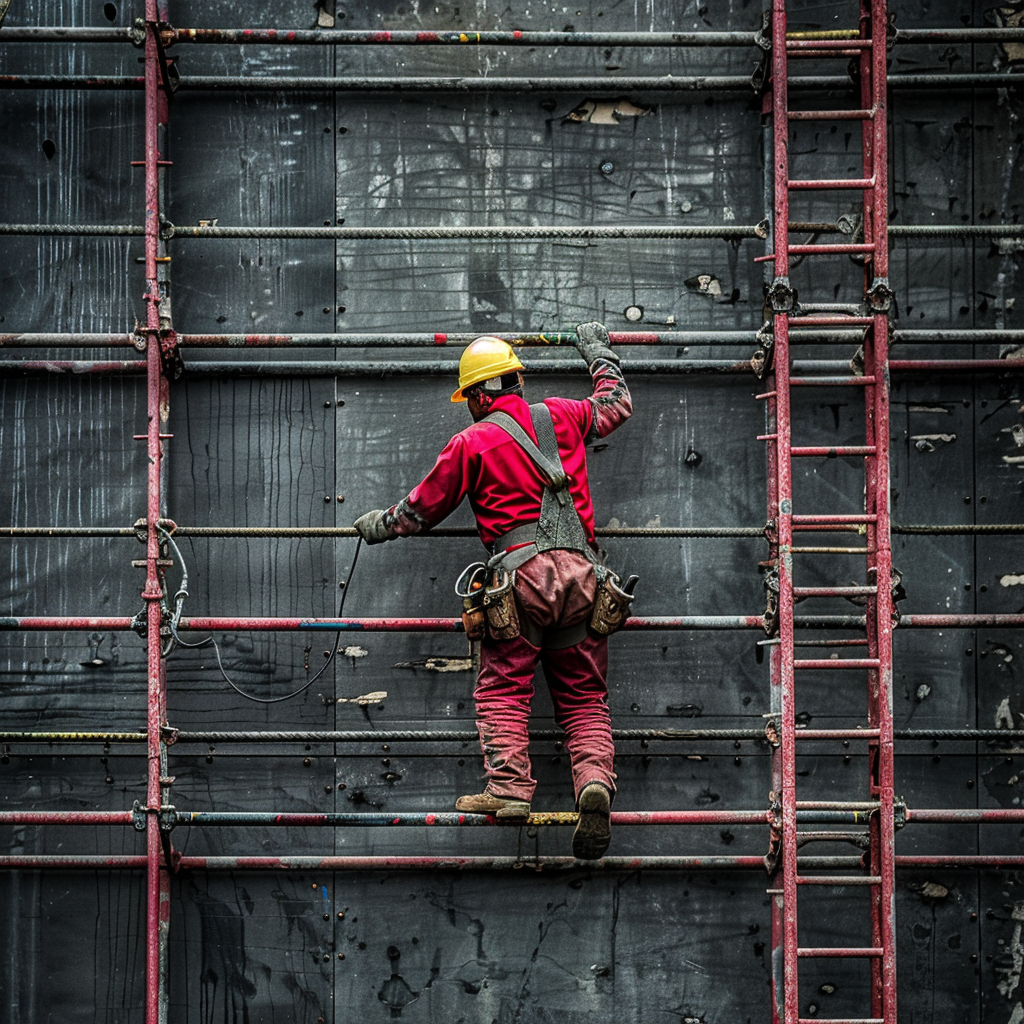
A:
[791,445,876,457]
[793,639,871,647]
[789,177,875,190]
[788,243,876,255]
[797,947,883,958]
[796,830,869,844]
[788,48,867,58]
[793,586,877,597]
[793,514,876,524]
[790,377,876,387]
[795,658,881,670]
[798,1019,884,1024]
[757,433,778,441]
[791,546,872,554]
[795,728,881,740]
[796,801,879,810]
[788,109,875,121]
[787,38,872,50]
[755,390,778,400]
[797,875,882,886]
[789,316,874,326]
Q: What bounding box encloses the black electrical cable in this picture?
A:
[160,525,364,703]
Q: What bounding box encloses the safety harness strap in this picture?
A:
[485,403,596,570]
[482,410,566,490]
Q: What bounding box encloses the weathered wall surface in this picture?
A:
[2,0,1024,1021]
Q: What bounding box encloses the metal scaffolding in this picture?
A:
[2,5,1023,1022]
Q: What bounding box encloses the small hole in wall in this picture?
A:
[103,3,117,21]
[42,139,56,160]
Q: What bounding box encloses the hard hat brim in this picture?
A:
[450,386,469,403]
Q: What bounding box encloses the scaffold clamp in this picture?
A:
[768,276,794,313]
[894,798,908,830]
[867,277,894,313]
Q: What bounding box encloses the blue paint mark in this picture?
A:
[322,885,329,903]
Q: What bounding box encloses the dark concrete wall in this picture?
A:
[2,1,1023,1021]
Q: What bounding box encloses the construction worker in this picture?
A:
[353,323,632,859]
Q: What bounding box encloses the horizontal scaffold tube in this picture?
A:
[5,25,1024,46]
[2,73,1023,91]
[3,357,1022,377]
[5,727,1024,745]
[4,614,1024,632]
[5,807,1022,829]
[3,524,1024,539]
[3,328,1024,349]
[2,223,1023,241]
[3,853,1024,872]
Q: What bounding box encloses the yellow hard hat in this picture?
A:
[450,336,525,403]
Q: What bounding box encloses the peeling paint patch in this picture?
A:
[563,97,654,124]
[395,657,473,673]
[1001,575,1024,587]
[1008,1002,1024,1024]
[685,273,723,298]
[908,404,952,414]
[997,901,1024,999]
[337,690,387,705]
[997,697,1016,730]
[341,645,369,658]
[1003,455,1024,465]
[915,684,931,702]
[910,433,956,443]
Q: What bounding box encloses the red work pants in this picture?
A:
[473,551,617,802]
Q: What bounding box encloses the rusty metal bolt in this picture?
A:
[337,782,346,791]
[323,953,330,962]
[324,495,332,503]
[324,785,333,793]
[323,913,330,921]
[338,952,346,960]
[336,495,345,503]
[303,757,312,767]
[337,911,345,919]
[312,883,319,890]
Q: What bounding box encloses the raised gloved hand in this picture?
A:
[353,509,392,545]
[574,321,619,367]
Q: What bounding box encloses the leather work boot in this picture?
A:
[455,791,531,820]
[572,782,611,860]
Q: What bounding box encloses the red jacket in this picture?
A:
[385,359,631,549]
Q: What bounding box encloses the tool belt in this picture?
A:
[455,402,638,646]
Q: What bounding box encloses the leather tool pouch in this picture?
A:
[456,562,488,641]
[589,566,636,637]
[484,568,520,640]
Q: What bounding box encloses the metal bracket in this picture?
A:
[159,804,178,833]
[890,565,907,627]
[763,716,781,749]
[892,794,909,827]
[763,791,782,875]
[130,17,147,47]
[159,327,184,380]
[161,725,179,746]
[867,277,894,313]
[751,321,775,379]
[750,12,772,93]
[761,565,780,638]
[132,800,148,832]
[130,609,149,638]
[768,276,795,313]
[886,11,898,52]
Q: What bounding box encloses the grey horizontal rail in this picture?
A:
[2,329,1024,349]
[2,221,1021,241]
[4,25,1024,46]
[2,72,1023,92]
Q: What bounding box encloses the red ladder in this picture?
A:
[761,2,896,1023]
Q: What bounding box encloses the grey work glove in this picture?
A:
[574,321,620,367]
[353,509,392,545]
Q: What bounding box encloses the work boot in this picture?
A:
[572,782,611,860]
[455,791,531,820]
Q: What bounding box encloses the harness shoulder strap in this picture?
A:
[484,408,567,490]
